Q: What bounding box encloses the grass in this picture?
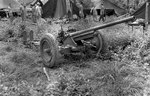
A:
[0,16,150,96]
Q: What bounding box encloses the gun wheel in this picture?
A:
[91,33,103,55]
[40,33,58,68]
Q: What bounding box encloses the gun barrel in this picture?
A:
[70,16,135,37]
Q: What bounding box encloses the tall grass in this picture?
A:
[0,14,150,96]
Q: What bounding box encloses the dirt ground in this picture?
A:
[0,16,150,96]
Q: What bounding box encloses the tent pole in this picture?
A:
[145,0,149,31]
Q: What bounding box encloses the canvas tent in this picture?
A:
[132,0,150,23]
[54,0,67,18]
[42,0,80,18]
[41,0,58,18]
[94,0,126,16]
[41,0,48,5]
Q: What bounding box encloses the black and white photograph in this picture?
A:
[0,0,150,96]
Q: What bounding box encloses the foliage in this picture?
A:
[48,61,144,96]
[0,10,150,96]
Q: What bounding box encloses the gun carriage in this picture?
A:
[40,16,135,67]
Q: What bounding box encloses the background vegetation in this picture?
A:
[0,14,150,96]
[0,0,150,96]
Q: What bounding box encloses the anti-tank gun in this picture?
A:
[40,16,135,67]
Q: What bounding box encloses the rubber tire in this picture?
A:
[94,33,103,56]
[99,32,108,54]
[94,31,108,54]
[40,33,59,68]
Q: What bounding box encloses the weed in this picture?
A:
[0,51,6,56]
[0,14,150,96]
[10,52,34,66]
[3,46,13,52]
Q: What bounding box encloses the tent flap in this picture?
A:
[42,0,57,18]
[54,0,67,18]
[42,0,81,18]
